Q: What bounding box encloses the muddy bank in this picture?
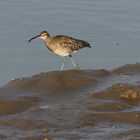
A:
[0,63,140,140]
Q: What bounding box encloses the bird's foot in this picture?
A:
[73,64,80,70]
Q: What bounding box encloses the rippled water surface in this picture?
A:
[0,0,140,86]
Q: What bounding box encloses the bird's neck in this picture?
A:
[42,37,52,50]
[42,36,51,45]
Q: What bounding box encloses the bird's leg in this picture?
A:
[69,55,80,70]
[61,57,66,71]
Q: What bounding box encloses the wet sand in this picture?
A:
[0,64,140,140]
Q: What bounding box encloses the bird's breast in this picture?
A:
[53,47,72,57]
[45,40,74,56]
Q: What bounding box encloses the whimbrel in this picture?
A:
[28,31,91,70]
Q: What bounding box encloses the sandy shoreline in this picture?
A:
[0,63,140,140]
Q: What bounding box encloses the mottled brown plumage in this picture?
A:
[28,31,91,70]
[50,35,90,51]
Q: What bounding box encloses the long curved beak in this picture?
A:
[28,34,40,42]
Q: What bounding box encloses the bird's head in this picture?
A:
[28,31,50,42]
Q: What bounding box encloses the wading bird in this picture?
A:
[28,31,91,70]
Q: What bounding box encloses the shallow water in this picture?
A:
[0,0,140,86]
[0,64,140,140]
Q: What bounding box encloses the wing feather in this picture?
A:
[52,35,91,51]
